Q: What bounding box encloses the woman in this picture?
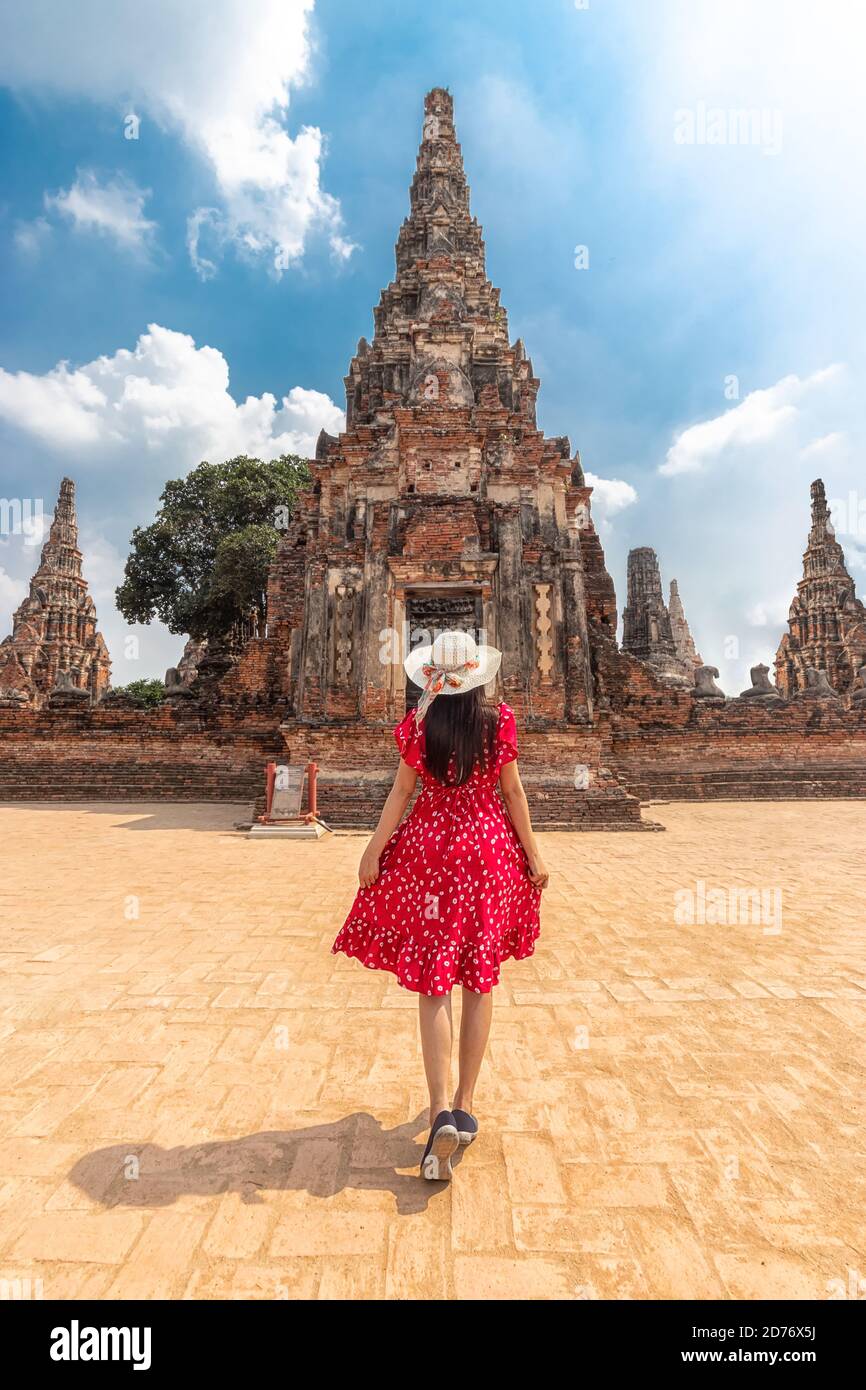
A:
[332,629,549,1181]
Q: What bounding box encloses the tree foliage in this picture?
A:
[115,455,309,641]
[111,679,166,707]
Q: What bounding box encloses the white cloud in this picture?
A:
[0,566,27,611]
[621,0,866,235]
[330,234,360,264]
[660,367,842,477]
[585,472,638,520]
[636,357,862,695]
[185,208,222,281]
[746,598,790,629]
[0,323,344,464]
[801,432,845,459]
[45,170,156,251]
[0,0,351,276]
[0,324,344,683]
[14,215,52,257]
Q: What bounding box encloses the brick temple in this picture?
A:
[621,547,699,685]
[775,479,866,697]
[220,87,638,825]
[0,478,110,708]
[257,87,614,732]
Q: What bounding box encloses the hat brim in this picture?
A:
[404,643,502,693]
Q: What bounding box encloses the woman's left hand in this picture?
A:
[358,846,381,888]
[527,855,549,890]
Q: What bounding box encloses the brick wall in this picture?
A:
[592,635,866,801]
[280,717,648,830]
[2,642,864,821]
[0,702,283,804]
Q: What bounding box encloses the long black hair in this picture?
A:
[420,686,498,786]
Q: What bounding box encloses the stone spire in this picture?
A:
[398,88,478,269]
[0,478,111,707]
[775,478,866,696]
[668,578,702,671]
[621,548,692,684]
[342,87,538,432]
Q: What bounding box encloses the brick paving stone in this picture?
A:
[0,800,864,1300]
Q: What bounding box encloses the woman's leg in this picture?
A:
[418,993,453,1126]
[453,988,493,1114]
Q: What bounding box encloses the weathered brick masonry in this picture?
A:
[0,701,284,803]
[595,636,866,803]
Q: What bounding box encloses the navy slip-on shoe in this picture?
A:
[420,1110,460,1181]
[452,1109,479,1146]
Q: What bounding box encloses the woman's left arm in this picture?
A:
[358,759,418,886]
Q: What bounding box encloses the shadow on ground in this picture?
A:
[69,1113,459,1216]
[0,802,250,833]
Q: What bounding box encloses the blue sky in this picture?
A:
[1,0,864,690]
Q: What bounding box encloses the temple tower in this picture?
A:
[265,88,616,727]
[668,578,702,673]
[0,478,111,706]
[621,547,690,683]
[775,478,866,695]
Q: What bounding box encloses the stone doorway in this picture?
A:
[405,589,484,711]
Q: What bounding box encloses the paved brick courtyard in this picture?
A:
[0,800,864,1301]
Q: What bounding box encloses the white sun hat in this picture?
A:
[404,628,502,724]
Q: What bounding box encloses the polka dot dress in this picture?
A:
[331,703,541,995]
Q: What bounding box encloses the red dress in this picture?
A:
[331,702,541,995]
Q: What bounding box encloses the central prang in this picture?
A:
[262,87,615,730]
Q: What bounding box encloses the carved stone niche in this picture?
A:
[408,358,474,408]
[333,582,357,686]
[851,663,866,705]
[533,582,554,682]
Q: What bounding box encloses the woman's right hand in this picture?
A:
[358,845,381,888]
[527,855,549,890]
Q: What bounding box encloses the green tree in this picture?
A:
[116,454,309,640]
[111,679,166,707]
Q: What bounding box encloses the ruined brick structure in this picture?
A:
[621,547,694,685]
[775,479,866,697]
[0,478,110,707]
[261,88,611,732]
[668,578,702,674]
[241,87,642,826]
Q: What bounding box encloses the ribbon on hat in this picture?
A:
[414,658,480,728]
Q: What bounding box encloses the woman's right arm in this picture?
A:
[358,758,418,887]
[499,761,549,889]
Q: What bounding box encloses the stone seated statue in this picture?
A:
[164,666,196,700]
[49,669,90,703]
[693,664,725,699]
[0,684,29,707]
[850,663,866,705]
[739,663,782,699]
[796,665,840,699]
